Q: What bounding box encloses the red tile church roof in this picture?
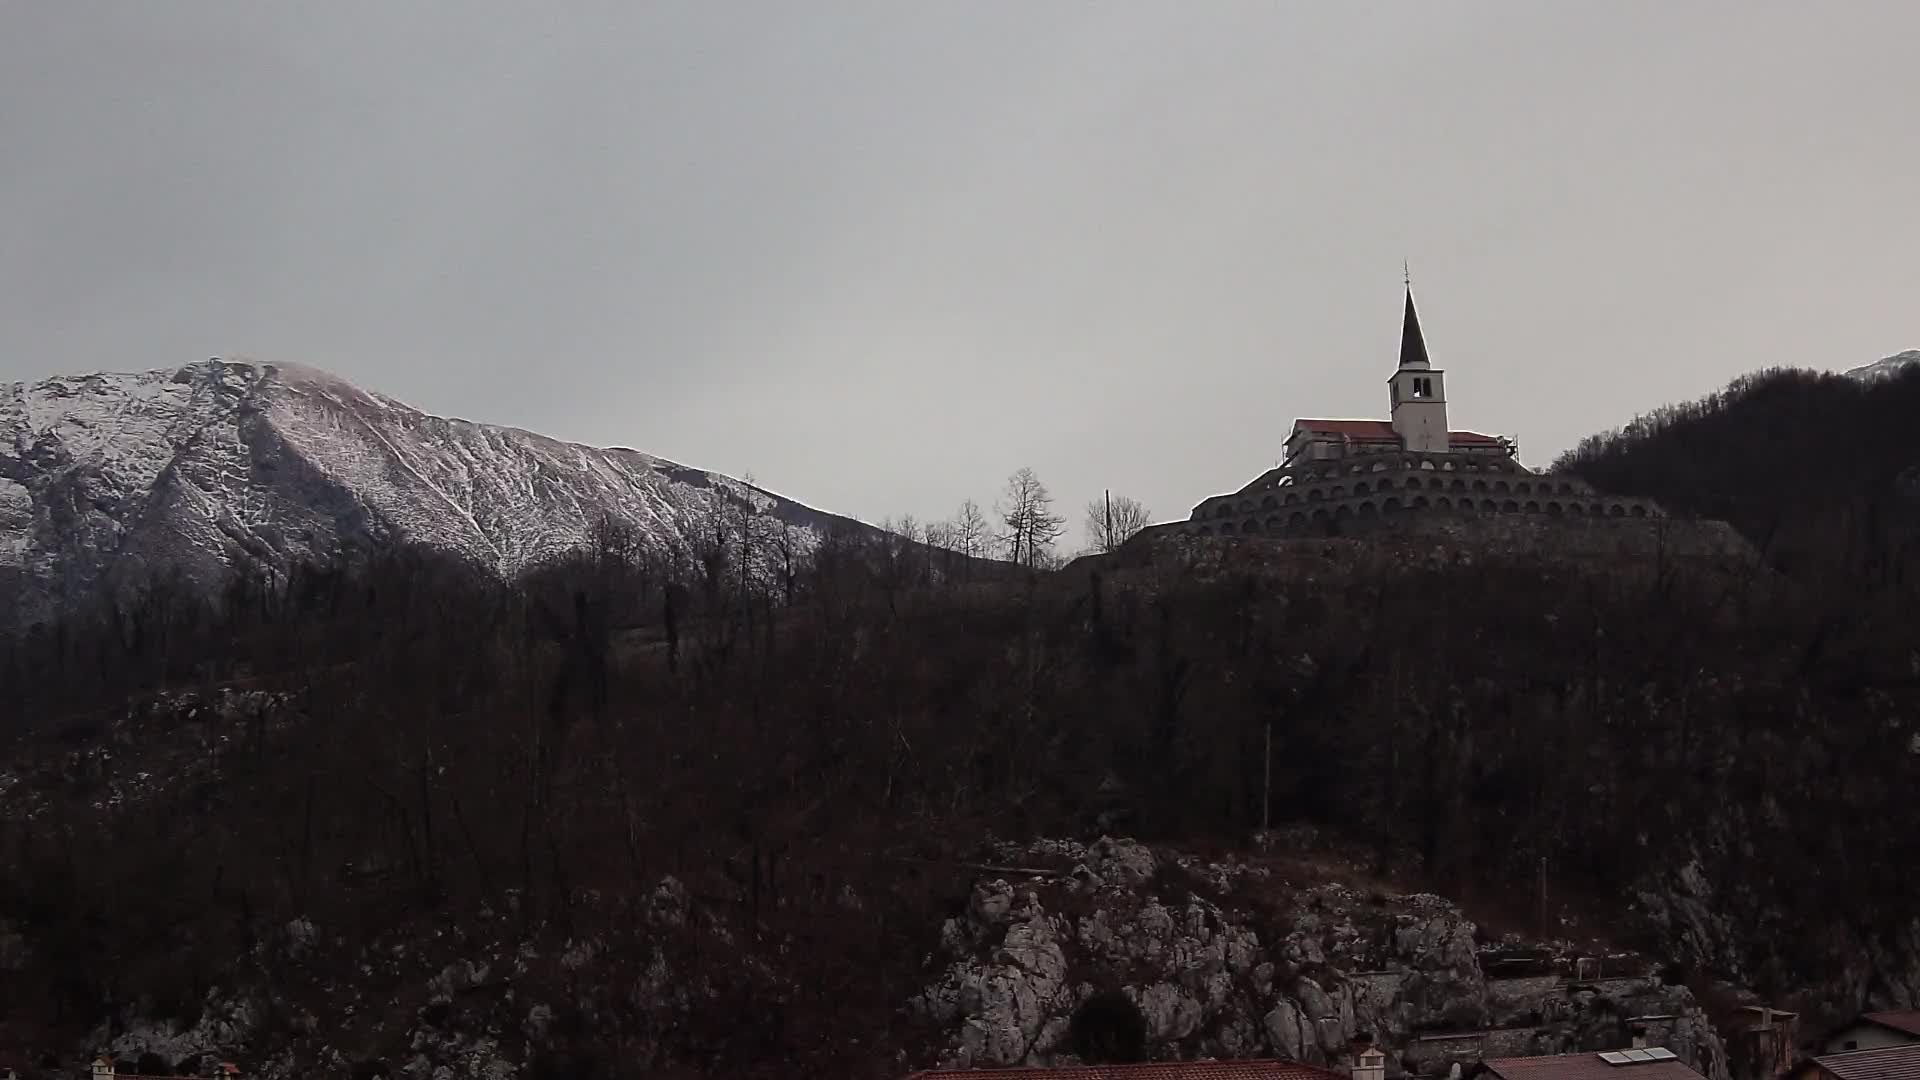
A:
[1290,419,1504,446]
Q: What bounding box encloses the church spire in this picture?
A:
[1398,283,1431,370]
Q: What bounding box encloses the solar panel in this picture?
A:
[1646,1049,1678,1061]
[1599,1053,1633,1065]
[1624,1050,1657,1062]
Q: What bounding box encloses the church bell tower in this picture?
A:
[1388,285,1449,453]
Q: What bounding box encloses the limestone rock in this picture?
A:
[919,836,1733,1079]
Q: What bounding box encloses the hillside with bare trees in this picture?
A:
[3,368,1920,1077]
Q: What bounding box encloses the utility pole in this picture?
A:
[1538,855,1549,938]
[1104,489,1113,553]
[1262,719,1273,833]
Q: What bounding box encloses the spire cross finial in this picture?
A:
[1404,260,1411,288]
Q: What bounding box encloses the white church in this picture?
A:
[1159,286,1664,540]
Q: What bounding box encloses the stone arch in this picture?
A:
[1559,482,1576,495]
[1355,481,1371,496]
[1420,459,1437,471]
[1524,500,1541,514]
[1358,500,1378,518]
[1547,501,1563,516]
[1631,504,1648,517]
[1567,502,1586,516]
[1283,493,1298,506]
[1608,503,1626,517]
[1473,479,1489,492]
[1481,499,1498,512]
[1330,485,1346,499]
[1502,500,1520,513]
[1288,511,1307,528]
[1334,504,1354,520]
[1310,507,1329,522]
[1442,460,1457,471]
[1516,481,1532,495]
[1494,480,1511,494]
[1266,516,1283,532]
[1349,463,1365,475]
[1308,488,1324,502]
[1376,476,1394,491]
[1451,477,1467,491]
[1404,476,1421,490]
[1436,496,1452,510]
[1412,495,1430,509]
[1370,460,1388,472]
[1383,497,1402,513]
[1262,495,1278,510]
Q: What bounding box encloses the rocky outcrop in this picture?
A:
[1636,849,1920,1021]
[918,837,1728,1078]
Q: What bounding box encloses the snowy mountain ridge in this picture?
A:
[1843,349,1920,382]
[1,359,861,626]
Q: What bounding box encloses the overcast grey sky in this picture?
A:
[3,2,1916,539]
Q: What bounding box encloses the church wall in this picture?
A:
[1189,453,1628,532]
[1167,509,1752,566]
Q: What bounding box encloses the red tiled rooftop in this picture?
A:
[1481,1052,1707,1080]
[1810,1044,1920,1080]
[1447,429,1506,445]
[905,1060,1349,1080]
[1290,419,1505,447]
[1293,419,1400,442]
[1865,1013,1920,1039]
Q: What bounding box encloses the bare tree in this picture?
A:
[1085,492,1152,554]
[954,499,990,564]
[997,467,1067,570]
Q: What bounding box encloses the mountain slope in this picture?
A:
[1844,349,1920,382]
[1,359,859,624]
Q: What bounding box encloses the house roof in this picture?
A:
[904,1060,1349,1080]
[1288,419,1506,447]
[1864,1013,1920,1039]
[1807,1045,1920,1080]
[1481,1051,1708,1080]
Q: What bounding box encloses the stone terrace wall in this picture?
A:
[1342,512,1756,564]
[1183,453,1667,542]
[1132,510,1752,568]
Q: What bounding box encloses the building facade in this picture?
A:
[1154,287,1664,541]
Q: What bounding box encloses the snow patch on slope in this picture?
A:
[1844,350,1920,382]
[1,359,857,626]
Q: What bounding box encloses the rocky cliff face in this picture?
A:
[917,837,1728,1078]
[8,831,1739,1080]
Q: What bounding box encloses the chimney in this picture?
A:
[92,1058,116,1080]
[1351,1033,1387,1080]
[1631,1027,1649,1050]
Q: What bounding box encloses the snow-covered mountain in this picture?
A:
[1844,350,1920,382]
[2,359,862,626]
